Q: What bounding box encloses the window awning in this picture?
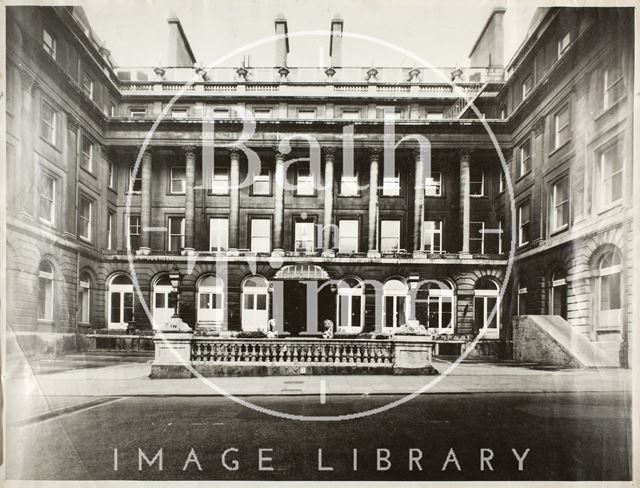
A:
[273,264,330,281]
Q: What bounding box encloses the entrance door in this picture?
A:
[241,276,270,331]
[152,275,176,329]
[473,280,500,339]
[283,281,307,336]
[108,275,134,330]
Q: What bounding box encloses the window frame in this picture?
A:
[170,166,186,195]
[380,219,401,252]
[422,220,443,253]
[78,195,93,242]
[107,211,115,250]
[127,214,141,250]
[43,28,57,60]
[40,100,58,146]
[469,220,485,254]
[521,73,533,101]
[469,168,485,197]
[294,221,316,253]
[250,217,272,254]
[550,176,570,234]
[295,164,316,197]
[167,216,186,251]
[557,32,571,59]
[209,217,229,252]
[82,72,94,100]
[338,219,359,254]
[210,163,230,195]
[518,139,532,178]
[128,165,142,193]
[424,171,443,197]
[552,103,571,151]
[38,170,56,226]
[108,160,116,189]
[517,201,531,247]
[80,136,94,173]
[599,141,624,210]
[250,166,272,196]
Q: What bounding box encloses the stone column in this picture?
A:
[413,148,425,253]
[459,149,471,257]
[183,146,196,252]
[229,147,241,250]
[273,151,285,253]
[139,148,153,254]
[322,147,336,254]
[367,147,381,256]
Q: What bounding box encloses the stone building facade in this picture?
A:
[4,6,633,365]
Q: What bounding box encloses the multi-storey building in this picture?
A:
[5,6,633,365]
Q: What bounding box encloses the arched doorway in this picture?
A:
[197,275,224,325]
[107,274,134,330]
[549,269,567,319]
[383,278,410,330]
[473,277,500,339]
[336,277,364,332]
[152,275,176,329]
[241,276,270,331]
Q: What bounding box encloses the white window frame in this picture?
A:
[296,166,315,196]
[554,105,570,149]
[516,286,528,315]
[558,32,571,58]
[600,144,623,209]
[336,279,365,331]
[470,170,485,197]
[211,164,230,195]
[519,140,531,177]
[469,221,485,254]
[252,167,271,195]
[168,217,186,251]
[425,285,455,333]
[522,74,533,100]
[40,101,57,145]
[108,161,115,189]
[382,175,401,197]
[129,108,146,118]
[209,217,229,252]
[127,215,141,248]
[424,172,442,197]
[297,108,317,119]
[380,220,401,252]
[382,279,410,330]
[170,167,186,194]
[43,29,56,60]
[518,202,531,247]
[341,109,361,120]
[78,196,93,241]
[128,165,142,193]
[37,262,54,321]
[79,276,91,324]
[551,177,570,232]
[340,174,359,196]
[338,219,359,254]
[82,73,94,99]
[603,61,624,110]
[107,212,114,250]
[171,108,188,119]
[81,136,94,173]
[253,108,272,119]
[39,172,56,225]
[422,220,443,253]
[250,218,271,254]
[294,221,315,253]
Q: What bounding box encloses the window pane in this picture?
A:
[338,220,359,253]
[256,294,267,310]
[295,222,315,252]
[209,218,229,251]
[155,293,165,309]
[380,220,400,251]
[244,294,255,310]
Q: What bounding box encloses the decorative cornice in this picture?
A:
[229,146,242,159]
[323,146,337,160]
[368,146,382,160]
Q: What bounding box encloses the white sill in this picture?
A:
[550,224,569,236]
[79,236,92,243]
[518,241,529,248]
[598,200,623,215]
[37,319,54,324]
[39,217,55,227]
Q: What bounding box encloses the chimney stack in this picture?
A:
[274,17,289,67]
[329,17,344,68]
[167,17,196,67]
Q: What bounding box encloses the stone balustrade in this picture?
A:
[150,334,438,378]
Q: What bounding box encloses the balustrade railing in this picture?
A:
[192,338,394,365]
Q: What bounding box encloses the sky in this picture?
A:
[80,0,539,68]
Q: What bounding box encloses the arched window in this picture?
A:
[336,277,364,331]
[78,272,91,324]
[37,261,54,321]
[426,281,455,332]
[198,275,224,325]
[473,277,501,339]
[383,279,409,329]
[152,274,176,329]
[241,276,269,331]
[550,269,567,319]
[108,274,134,329]
[595,251,622,332]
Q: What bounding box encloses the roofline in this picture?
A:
[168,17,197,65]
[505,8,557,72]
[468,7,506,59]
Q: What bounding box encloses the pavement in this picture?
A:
[5,352,632,425]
